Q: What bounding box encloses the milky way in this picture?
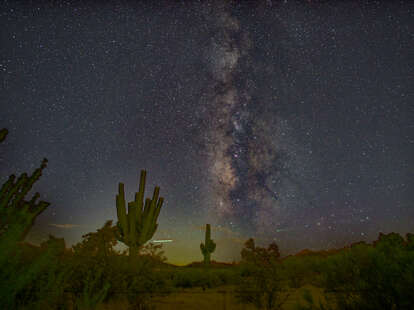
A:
[1,1,412,262]
[197,4,320,240]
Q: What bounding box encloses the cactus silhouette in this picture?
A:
[115,170,164,258]
[200,224,216,265]
[0,128,49,242]
[0,158,49,242]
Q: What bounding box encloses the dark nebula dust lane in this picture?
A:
[198,3,321,240]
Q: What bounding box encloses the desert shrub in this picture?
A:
[214,268,239,285]
[321,233,414,310]
[139,243,167,266]
[236,238,290,310]
[170,267,237,289]
[0,235,69,309]
[171,269,207,288]
[293,289,332,310]
[283,257,309,288]
[108,255,170,309]
[0,235,72,310]
[67,221,173,309]
[74,267,111,310]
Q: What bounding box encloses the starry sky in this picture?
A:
[1,1,413,265]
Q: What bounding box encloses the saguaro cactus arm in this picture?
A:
[115,183,128,244]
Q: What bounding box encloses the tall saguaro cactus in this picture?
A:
[200,224,216,266]
[115,170,164,258]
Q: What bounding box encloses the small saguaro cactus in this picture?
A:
[115,170,164,258]
[200,224,216,266]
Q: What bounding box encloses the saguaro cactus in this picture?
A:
[0,128,49,242]
[115,170,164,258]
[0,159,49,241]
[200,224,216,266]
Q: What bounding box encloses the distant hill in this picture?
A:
[285,247,347,259]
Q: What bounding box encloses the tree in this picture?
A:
[14,236,73,309]
[237,238,289,310]
[322,233,414,310]
[70,222,118,308]
[241,238,280,266]
[140,242,167,265]
[72,220,118,261]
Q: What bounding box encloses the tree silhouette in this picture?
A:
[237,238,289,310]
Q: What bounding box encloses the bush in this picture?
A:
[236,239,290,310]
[321,233,414,310]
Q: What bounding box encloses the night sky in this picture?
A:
[1,1,413,265]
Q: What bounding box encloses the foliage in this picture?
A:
[170,267,239,289]
[3,128,414,309]
[319,232,414,310]
[283,256,310,289]
[236,238,290,310]
[241,238,281,266]
[0,236,72,310]
[294,289,331,310]
[0,129,171,309]
[69,222,172,309]
[140,242,167,266]
[72,220,119,262]
[15,236,73,310]
[74,267,111,310]
[105,254,171,310]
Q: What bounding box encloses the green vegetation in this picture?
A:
[200,223,216,266]
[168,266,240,289]
[236,238,289,310]
[0,128,54,309]
[115,170,164,258]
[319,232,414,309]
[1,127,413,309]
